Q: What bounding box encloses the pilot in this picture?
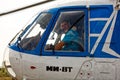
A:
[55,21,84,51]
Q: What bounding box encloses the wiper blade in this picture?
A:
[9,29,23,46]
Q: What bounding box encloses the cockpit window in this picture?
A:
[45,11,85,51]
[19,13,52,50]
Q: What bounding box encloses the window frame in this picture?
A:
[42,7,89,57]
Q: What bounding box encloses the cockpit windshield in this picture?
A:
[11,12,52,50]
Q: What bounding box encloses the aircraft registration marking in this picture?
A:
[46,66,73,72]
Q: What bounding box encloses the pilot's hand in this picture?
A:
[54,41,65,50]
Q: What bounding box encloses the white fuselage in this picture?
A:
[7,48,120,80]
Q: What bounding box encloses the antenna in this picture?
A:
[0,0,55,16]
[115,0,120,9]
[117,0,120,4]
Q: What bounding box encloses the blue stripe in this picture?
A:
[90,5,113,18]
[110,10,120,54]
[93,16,118,58]
[90,21,107,33]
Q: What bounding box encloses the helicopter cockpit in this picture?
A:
[9,12,52,51]
[8,7,85,55]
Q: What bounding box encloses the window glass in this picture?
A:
[45,11,85,51]
[9,13,39,46]
[19,13,52,50]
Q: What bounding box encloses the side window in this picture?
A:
[45,11,85,51]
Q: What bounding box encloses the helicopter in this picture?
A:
[3,0,120,80]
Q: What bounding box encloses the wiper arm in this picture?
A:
[9,29,23,46]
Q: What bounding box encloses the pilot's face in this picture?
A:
[60,22,69,32]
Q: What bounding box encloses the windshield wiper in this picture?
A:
[9,29,23,46]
